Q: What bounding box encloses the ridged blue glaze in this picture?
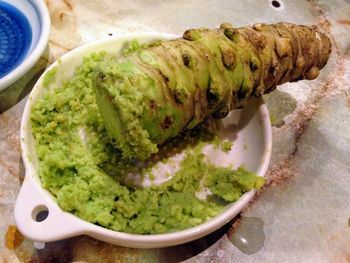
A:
[0,1,32,78]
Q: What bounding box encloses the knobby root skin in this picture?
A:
[94,22,332,160]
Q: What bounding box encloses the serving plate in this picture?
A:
[15,33,272,248]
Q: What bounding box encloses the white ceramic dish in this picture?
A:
[15,33,272,248]
[0,0,50,91]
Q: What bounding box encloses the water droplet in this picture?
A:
[263,90,297,127]
[227,216,265,255]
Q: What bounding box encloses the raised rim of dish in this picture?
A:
[15,32,272,248]
[0,0,51,91]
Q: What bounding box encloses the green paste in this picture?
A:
[221,140,233,152]
[212,137,233,152]
[43,67,57,88]
[30,51,265,234]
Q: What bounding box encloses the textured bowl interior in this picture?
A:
[1,0,40,52]
[15,33,272,248]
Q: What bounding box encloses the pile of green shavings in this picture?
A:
[30,51,265,234]
[123,39,163,56]
[212,136,233,152]
[123,39,142,55]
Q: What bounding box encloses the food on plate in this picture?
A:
[30,22,331,234]
[31,63,264,233]
[94,22,331,160]
[31,51,266,234]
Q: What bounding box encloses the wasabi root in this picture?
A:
[94,22,332,160]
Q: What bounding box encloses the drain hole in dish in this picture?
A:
[31,205,49,222]
[271,0,281,8]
